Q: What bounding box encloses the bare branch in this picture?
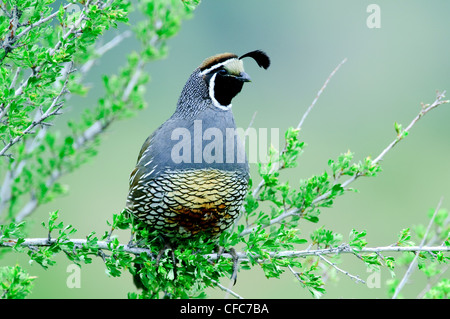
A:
[206,244,450,262]
[392,196,444,299]
[316,254,366,284]
[1,237,153,256]
[296,58,347,132]
[314,91,449,203]
[2,238,448,262]
[208,277,244,299]
[241,91,450,237]
[251,58,347,199]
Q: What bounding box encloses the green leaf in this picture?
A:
[397,228,414,246]
[424,278,450,299]
[311,227,342,248]
[0,265,36,299]
[394,121,402,136]
[349,229,367,251]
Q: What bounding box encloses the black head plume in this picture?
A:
[239,50,270,70]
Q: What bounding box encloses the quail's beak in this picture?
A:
[236,72,252,82]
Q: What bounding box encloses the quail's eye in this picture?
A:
[217,68,228,76]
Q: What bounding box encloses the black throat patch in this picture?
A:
[211,73,244,107]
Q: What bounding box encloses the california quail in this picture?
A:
[126,50,270,242]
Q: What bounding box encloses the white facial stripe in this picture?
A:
[208,72,232,111]
[199,58,243,76]
[200,60,229,76]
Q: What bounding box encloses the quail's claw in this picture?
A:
[228,247,239,285]
[215,245,225,259]
[127,230,136,247]
[214,245,239,285]
[156,242,178,280]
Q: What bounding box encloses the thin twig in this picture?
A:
[251,58,347,198]
[296,58,347,132]
[317,254,366,284]
[1,237,154,256]
[2,238,448,262]
[241,91,450,237]
[80,30,133,75]
[208,277,244,299]
[392,196,444,299]
[288,265,304,284]
[207,245,450,261]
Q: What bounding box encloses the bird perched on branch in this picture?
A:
[126,50,270,240]
[126,50,270,285]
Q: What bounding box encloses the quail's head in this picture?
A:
[199,50,271,109]
[176,50,270,116]
[198,50,270,109]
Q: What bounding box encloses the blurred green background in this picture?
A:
[3,0,450,298]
